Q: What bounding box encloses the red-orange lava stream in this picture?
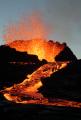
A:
[1,61,81,108]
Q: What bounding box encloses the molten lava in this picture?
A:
[3,13,65,62]
[8,39,65,62]
[1,61,81,108]
[1,61,68,103]
[1,13,81,108]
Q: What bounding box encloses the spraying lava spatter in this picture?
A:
[8,39,65,62]
[3,13,65,62]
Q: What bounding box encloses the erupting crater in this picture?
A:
[8,39,65,62]
[0,13,81,108]
[0,38,81,108]
[2,61,68,103]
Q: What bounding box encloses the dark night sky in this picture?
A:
[0,0,81,58]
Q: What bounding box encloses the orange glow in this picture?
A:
[3,12,65,62]
[1,62,68,104]
[1,61,81,108]
[3,13,52,43]
[3,93,81,108]
[1,13,80,108]
[8,39,65,62]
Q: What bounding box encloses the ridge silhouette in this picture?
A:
[0,45,47,89]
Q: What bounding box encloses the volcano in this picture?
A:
[0,39,81,119]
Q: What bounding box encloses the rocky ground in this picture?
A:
[0,99,81,120]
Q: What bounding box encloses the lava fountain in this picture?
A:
[3,13,65,62]
[8,39,65,62]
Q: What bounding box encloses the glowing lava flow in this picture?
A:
[2,61,81,108]
[2,13,81,108]
[1,62,68,103]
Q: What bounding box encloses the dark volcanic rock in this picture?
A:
[0,45,47,89]
[39,60,81,101]
[55,43,77,61]
[0,45,40,62]
[0,42,80,101]
[0,101,81,120]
